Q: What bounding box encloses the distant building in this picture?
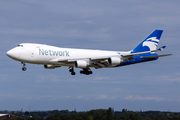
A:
[0,114,18,120]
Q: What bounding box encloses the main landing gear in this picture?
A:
[80,68,93,75]
[69,67,93,75]
[69,67,76,75]
[21,62,27,71]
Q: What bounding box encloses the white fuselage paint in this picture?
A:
[7,43,127,67]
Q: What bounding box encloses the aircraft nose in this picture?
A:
[6,50,13,57]
[6,49,21,59]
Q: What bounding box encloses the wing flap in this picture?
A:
[90,60,110,69]
[91,63,102,69]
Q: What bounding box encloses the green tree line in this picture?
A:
[1,107,180,120]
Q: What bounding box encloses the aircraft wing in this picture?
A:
[59,57,110,69]
[57,56,109,63]
[49,56,110,69]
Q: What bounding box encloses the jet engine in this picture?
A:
[44,65,56,69]
[74,60,88,68]
[108,57,122,66]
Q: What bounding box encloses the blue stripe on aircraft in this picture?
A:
[116,53,158,67]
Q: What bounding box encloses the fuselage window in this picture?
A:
[17,45,23,47]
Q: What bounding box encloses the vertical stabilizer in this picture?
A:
[132,30,163,53]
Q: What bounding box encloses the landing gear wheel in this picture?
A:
[80,68,93,75]
[21,62,27,71]
[71,72,76,75]
[22,67,27,71]
[80,70,83,74]
[69,67,76,75]
[69,69,73,72]
[89,71,93,74]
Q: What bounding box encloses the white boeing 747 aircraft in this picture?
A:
[6,30,171,75]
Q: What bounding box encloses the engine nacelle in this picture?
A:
[74,60,88,68]
[108,57,121,66]
[44,65,56,69]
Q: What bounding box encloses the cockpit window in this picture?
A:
[17,45,23,47]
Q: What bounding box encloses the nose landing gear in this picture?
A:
[21,62,27,71]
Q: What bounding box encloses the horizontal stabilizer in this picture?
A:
[157,46,166,51]
[140,54,172,59]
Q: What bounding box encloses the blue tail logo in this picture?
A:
[143,37,159,51]
[132,30,163,53]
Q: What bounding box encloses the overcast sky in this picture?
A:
[0,0,180,112]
